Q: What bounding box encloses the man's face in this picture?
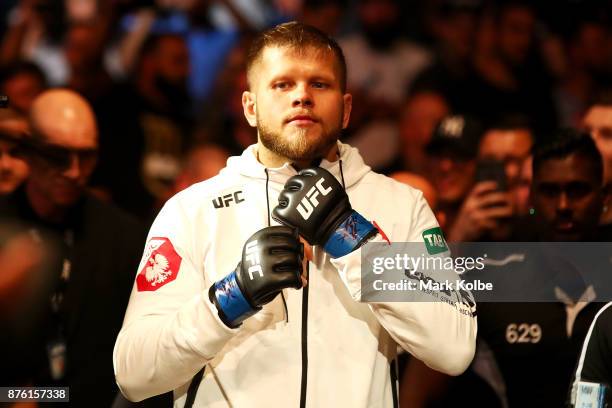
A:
[429,150,476,205]
[575,23,609,74]
[0,139,29,194]
[243,46,351,164]
[532,154,603,241]
[478,129,532,186]
[497,6,535,66]
[155,36,190,85]
[436,11,480,60]
[65,25,100,70]
[583,106,612,179]
[400,92,449,148]
[28,122,98,209]
[2,73,45,115]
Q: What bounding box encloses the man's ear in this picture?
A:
[342,93,352,129]
[242,91,257,127]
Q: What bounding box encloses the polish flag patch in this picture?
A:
[137,237,182,291]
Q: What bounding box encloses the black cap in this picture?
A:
[426,115,484,158]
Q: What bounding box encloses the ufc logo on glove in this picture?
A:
[245,241,263,280]
[297,178,332,220]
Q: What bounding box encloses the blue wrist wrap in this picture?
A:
[212,270,256,327]
[323,210,377,258]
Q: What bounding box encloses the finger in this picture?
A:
[480,205,514,219]
[475,192,512,208]
[477,219,499,231]
[471,181,501,196]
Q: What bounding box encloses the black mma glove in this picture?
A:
[272,167,377,258]
[209,226,303,328]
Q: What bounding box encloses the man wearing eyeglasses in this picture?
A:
[0,89,146,407]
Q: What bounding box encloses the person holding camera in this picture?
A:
[428,115,533,242]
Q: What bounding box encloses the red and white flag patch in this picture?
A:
[137,237,182,292]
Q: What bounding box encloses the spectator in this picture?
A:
[165,142,230,205]
[467,1,558,134]
[91,32,193,218]
[174,143,229,188]
[340,0,432,169]
[583,102,612,182]
[580,100,612,226]
[390,171,438,210]
[0,89,145,407]
[195,33,257,156]
[530,129,606,241]
[64,22,115,101]
[402,129,608,408]
[389,89,450,175]
[426,114,483,231]
[478,117,533,191]
[116,0,254,109]
[1,0,67,85]
[299,0,346,36]
[0,110,29,195]
[411,0,483,112]
[556,17,611,127]
[443,116,532,242]
[0,60,47,115]
[514,154,532,217]
[473,130,608,407]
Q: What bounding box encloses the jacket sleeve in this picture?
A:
[113,197,237,402]
[330,189,477,376]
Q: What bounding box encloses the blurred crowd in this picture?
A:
[0,0,611,407]
[0,0,610,219]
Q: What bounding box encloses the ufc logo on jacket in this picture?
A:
[297,178,332,220]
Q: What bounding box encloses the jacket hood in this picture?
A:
[222,142,371,189]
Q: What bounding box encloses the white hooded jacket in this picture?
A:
[113,142,477,407]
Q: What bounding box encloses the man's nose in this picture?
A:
[63,154,81,180]
[439,158,454,172]
[292,84,313,108]
[0,152,10,169]
[557,191,570,212]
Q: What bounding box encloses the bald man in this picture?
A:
[26,89,99,217]
[0,89,147,407]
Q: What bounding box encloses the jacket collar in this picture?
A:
[223,142,371,190]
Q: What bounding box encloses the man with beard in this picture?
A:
[114,22,476,407]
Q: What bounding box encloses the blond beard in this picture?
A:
[257,118,340,162]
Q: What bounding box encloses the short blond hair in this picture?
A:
[245,21,347,92]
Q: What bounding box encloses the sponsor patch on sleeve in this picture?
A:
[421,227,448,255]
[137,237,182,292]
